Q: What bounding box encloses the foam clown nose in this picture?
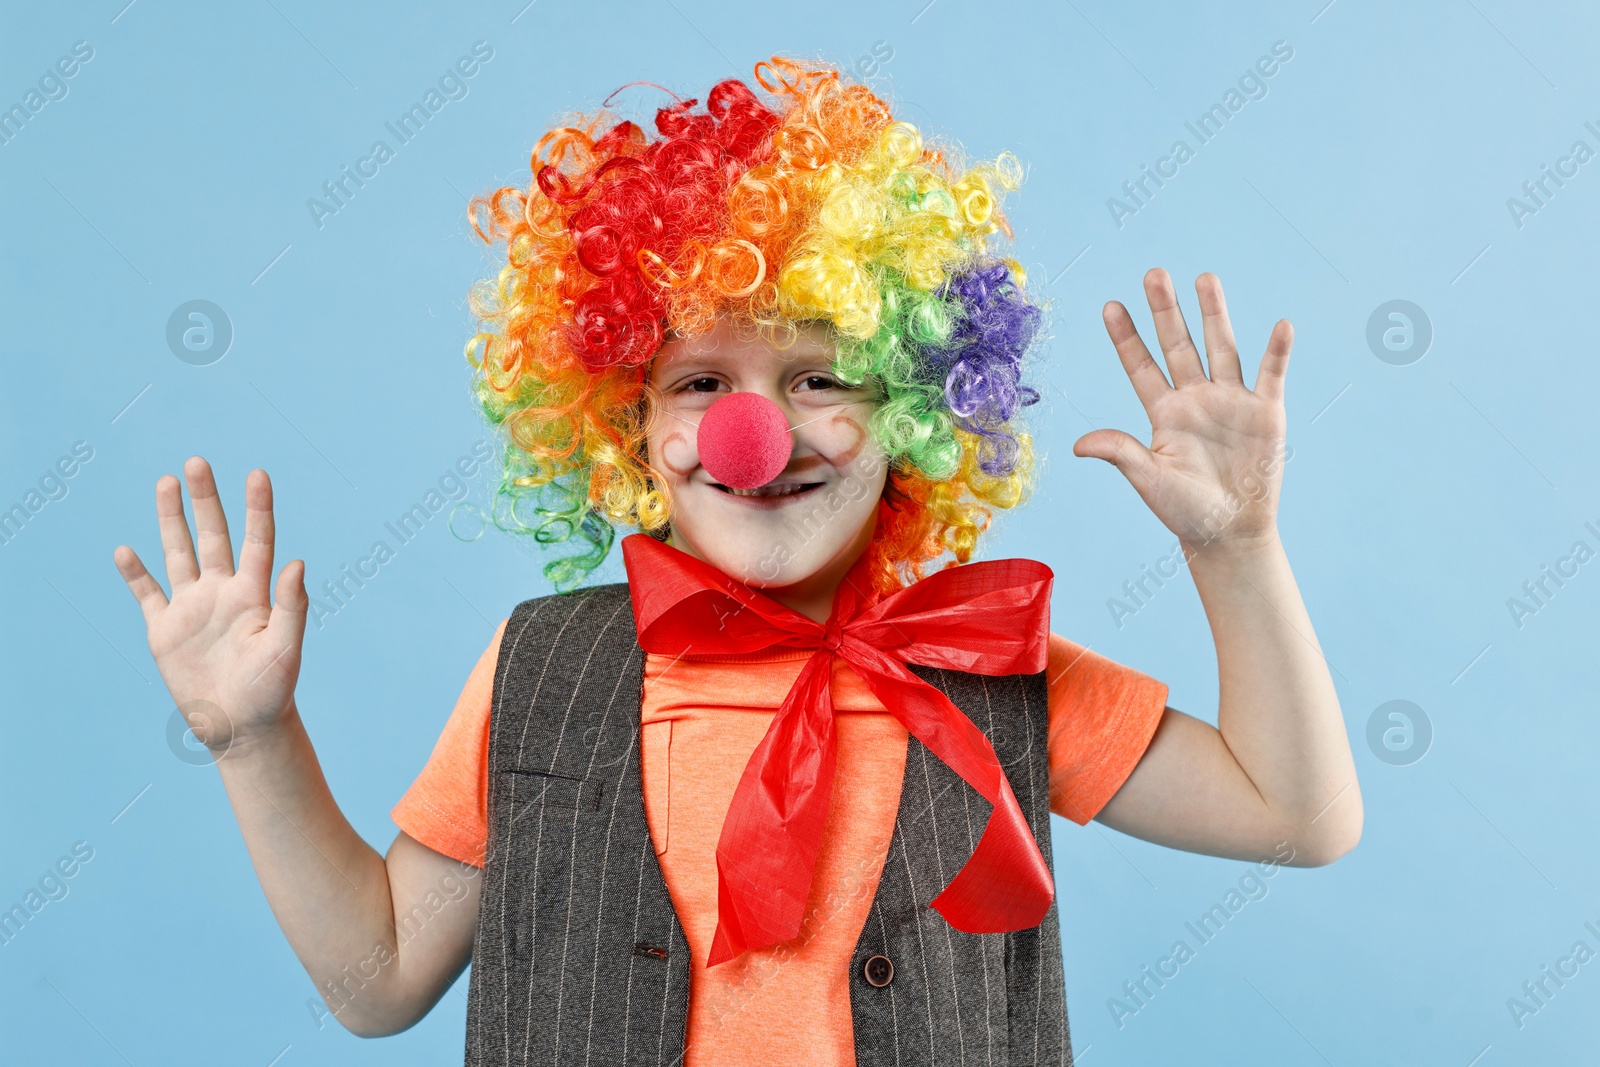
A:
[696,392,794,489]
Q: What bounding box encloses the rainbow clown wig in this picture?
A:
[463,53,1051,595]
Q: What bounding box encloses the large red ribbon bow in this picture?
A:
[620,531,1058,968]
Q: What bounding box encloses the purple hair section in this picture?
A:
[927,258,1045,476]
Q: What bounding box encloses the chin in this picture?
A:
[741,550,845,590]
[672,527,832,588]
[671,483,879,589]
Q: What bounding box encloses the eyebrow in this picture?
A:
[654,343,838,377]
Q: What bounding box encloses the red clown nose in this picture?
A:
[697,392,795,490]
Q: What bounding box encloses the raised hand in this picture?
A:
[112,458,308,757]
[1073,269,1291,554]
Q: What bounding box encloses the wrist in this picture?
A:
[212,702,305,772]
[1182,527,1283,574]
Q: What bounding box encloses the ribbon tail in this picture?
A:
[847,644,1055,936]
[928,768,1054,932]
[705,650,839,967]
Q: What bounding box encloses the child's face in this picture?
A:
[646,318,889,595]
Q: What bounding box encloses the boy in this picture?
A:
[112,54,1360,1065]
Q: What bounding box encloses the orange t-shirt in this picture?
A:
[392,617,1167,1066]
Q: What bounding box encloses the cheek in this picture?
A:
[820,411,872,466]
[653,426,699,478]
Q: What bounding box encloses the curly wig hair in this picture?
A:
[463,53,1051,595]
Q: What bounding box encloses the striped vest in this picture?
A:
[463,581,1071,1065]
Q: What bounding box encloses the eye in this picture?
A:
[678,376,724,394]
[797,375,841,391]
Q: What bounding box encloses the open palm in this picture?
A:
[1073,269,1291,553]
[112,458,308,755]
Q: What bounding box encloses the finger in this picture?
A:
[1253,319,1294,402]
[1101,300,1173,412]
[1142,268,1208,388]
[184,456,236,578]
[237,469,276,599]
[112,544,169,628]
[266,559,309,666]
[1195,273,1244,385]
[1072,427,1160,489]
[155,472,199,589]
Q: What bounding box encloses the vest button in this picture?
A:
[862,954,894,987]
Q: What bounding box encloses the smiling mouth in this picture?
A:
[712,481,825,500]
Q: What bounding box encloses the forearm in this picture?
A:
[1186,532,1362,861]
[213,701,408,1035]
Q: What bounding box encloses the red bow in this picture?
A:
[620,530,1057,968]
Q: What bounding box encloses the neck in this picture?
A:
[667,510,879,625]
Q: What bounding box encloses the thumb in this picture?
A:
[267,559,309,655]
[1073,428,1158,485]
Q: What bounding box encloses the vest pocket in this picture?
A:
[493,766,604,815]
[641,719,670,856]
[490,768,606,965]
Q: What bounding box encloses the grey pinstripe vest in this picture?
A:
[464,581,1070,1066]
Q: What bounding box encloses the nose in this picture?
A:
[696,392,794,489]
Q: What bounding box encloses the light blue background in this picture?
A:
[3,1,1597,1063]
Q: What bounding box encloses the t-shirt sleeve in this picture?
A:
[1045,631,1169,825]
[389,619,507,868]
